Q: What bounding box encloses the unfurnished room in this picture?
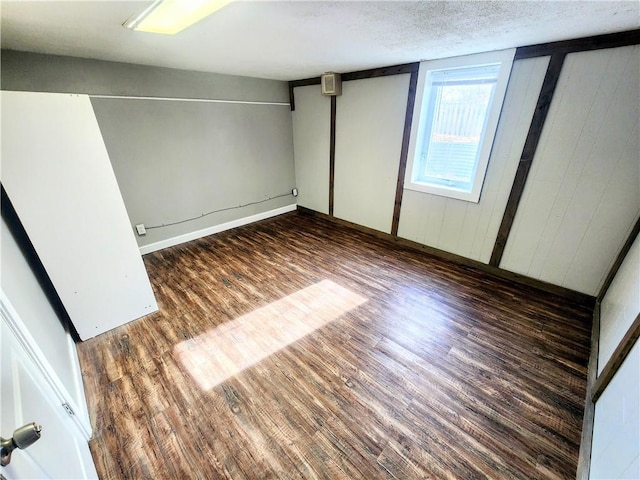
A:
[0,1,639,479]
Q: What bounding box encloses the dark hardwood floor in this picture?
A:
[78,211,592,479]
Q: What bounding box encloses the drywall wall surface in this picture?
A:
[598,234,640,373]
[334,74,410,233]
[1,91,158,339]
[500,45,640,296]
[0,49,288,103]
[398,56,550,262]
[1,217,81,411]
[292,84,331,214]
[91,97,296,247]
[590,340,640,479]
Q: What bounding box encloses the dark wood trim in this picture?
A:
[289,29,640,108]
[328,95,337,216]
[515,29,640,60]
[489,53,566,267]
[576,302,600,480]
[342,62,419,82]
[288,77,322,112]
[391,70,419,236]
[591,312,640,403]
[288,83,295,111]
[288,77,322,88]
[298,206,595,307]
[597,216,640,303]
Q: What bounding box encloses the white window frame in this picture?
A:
[405,49,515,203]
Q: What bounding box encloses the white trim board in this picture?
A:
[139,204,298,255]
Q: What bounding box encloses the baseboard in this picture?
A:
[297,206,596,308]
[139,204,297,255]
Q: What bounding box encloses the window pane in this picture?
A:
[421,81,495,190]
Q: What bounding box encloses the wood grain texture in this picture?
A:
[490,53,566,267]
[78,211,592,479]
[300,206,595,307]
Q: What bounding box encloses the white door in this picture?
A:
[1,312,98,479]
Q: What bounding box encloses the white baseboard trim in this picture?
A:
[139,204,297,255]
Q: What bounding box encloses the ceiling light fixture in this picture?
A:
[123,0,233,35]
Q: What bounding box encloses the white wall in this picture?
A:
[590,228,640,478]
[590,340,640,479]
[292,85,331,214]
[598,235,640,372]
[334,74,410,233]
[1,91,158,339]
[398,56,550,261]
[500,45,640,296]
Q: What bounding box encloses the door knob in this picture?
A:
[1,422,42,467]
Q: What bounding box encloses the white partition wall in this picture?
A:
[1,91,158,340]
[334,74,410,233]
[292,85,331,214]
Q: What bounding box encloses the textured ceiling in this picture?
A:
[1,1,638,81]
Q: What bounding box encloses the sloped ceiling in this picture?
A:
[1,1,638,81]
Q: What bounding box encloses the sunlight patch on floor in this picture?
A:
[174,279,367,390]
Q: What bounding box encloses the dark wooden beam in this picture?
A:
[391,70,419,236]
[490,53,566,267]
[597,216,640,303]
[298,206,595,307]
[329,96,337,216]
[288,77,322,111]
[576,302,600,480]
[591,312,640,404]
[342,62,419,82]
[515,29,640,60]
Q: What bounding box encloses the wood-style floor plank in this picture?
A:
[77,211,592,479]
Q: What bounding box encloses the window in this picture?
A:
[405,49,515,202]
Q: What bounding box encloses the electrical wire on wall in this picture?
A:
[144,191,294,230]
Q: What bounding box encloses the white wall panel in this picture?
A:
[334,74,410,233]
[501,46,640,295]
[1,91,158,339]
[398,57,550,262]
[292,85,331,214]
[599,235,640,373]
[1,218,87,425]
[590,341,640,479]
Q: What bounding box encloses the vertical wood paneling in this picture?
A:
[590,341,640,479]
[490,53,566,266]
[500,45,640,295]
[292,85,331,214]
[333,75,410,233]
[598,235,640,372]
[397,57,550,262]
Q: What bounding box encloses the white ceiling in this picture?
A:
[1,1,638,81]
